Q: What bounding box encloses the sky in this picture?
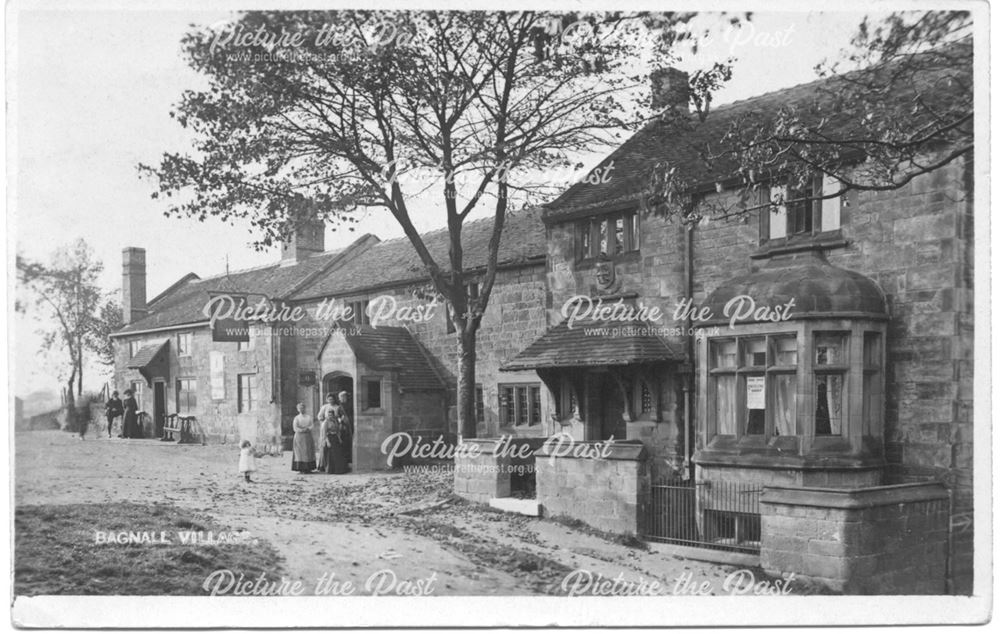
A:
[10,7,885,397]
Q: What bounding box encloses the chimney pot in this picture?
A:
[651,67,690,112]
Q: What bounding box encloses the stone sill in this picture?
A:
[760,481,949,509]
[694,449,885,471]
[751,232,848,259]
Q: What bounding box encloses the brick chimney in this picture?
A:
[280,216,326,266]
[650,67,690,112]
[122,247,148,324]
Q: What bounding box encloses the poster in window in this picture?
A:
[210,351,225,400]
[746,375,765,409]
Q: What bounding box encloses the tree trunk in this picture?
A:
[65,373,77,428]
[457,326,478,439]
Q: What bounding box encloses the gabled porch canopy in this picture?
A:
[501,316,683,371]
[126,339,169,386]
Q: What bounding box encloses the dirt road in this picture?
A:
[15,430,766,596]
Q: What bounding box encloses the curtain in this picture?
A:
[774,374,796,435]
[715,375,736,435]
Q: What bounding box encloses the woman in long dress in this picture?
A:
[316,394,338,472]
[291,403,316,473]
[122,389,139,439]
[328,391,352,474]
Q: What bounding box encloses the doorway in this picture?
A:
[599,373,627,441]
[323,373,354,463]
[152,381,166,438]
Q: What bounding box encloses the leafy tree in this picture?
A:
[86,297,125,368]
[17,240,105,418]
[140,10,740,437]
[645,10,972,220]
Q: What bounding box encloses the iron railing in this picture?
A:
[645,479,763,554]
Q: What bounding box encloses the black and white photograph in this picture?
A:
[6,0,990,627]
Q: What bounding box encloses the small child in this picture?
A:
[238,440,257,483]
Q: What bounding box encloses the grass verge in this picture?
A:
[15,502,283,596]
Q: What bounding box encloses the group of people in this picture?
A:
[102,389,141,439]
[291,391,353,475]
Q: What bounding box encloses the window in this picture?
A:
[814,332,848,436]
[709,335,797,437]
[237,374,255,413]
[446,282,480,335]
[475,384,485,423]
[577,210,639,259]
[763,174,841,242]
[640,382,653,414]
[176,332,192,356]
[862,332,883,437]
[130,381,144,410]
[348,300,370,326]
[176,378,197,414]
[499,383,541,426]
[129,340,141,358]
[363,377,382,410]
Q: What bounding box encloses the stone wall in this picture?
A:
[534,441,650,535]
[759,482,950,594]
[112,324,279,445]
[453,439,511,504]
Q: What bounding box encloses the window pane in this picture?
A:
[629,214,639,251]
[614,217,625,254]
[862,372,881,437]
[711,339,737,368]
[641,382,653,413]
[772,374,796,435]
[598,220,608,255]
[475,386,485,422]
[821,174,841,231]
[772,336,797,366]
[815,333,847,366]
[742,337,766,367]
[530,387,541,425]
[744,374,765,435]
[715,374,736,435]
[366,379,381,409]
[769,186,788,240]
[864,332,881,368]
[501,387,515,425]
[516,387,527,425]
[815,374,844,435]
[580,222,591,257]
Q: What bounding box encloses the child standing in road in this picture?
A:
[239,440,257,483]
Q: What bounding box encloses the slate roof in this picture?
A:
[342,325,444,391]
[290,209,547,301]
[114,237,373,335]
[701,251,888,326]
[126,339,169,369]
[501,315,682,371]
[546,41,971,218]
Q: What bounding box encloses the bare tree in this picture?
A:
[140,10,740,437]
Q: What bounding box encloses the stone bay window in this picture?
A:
[696,251,889,488]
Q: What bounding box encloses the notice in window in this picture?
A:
[746,376,765,409]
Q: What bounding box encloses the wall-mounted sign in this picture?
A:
[746,376,765,410]
[299,371,316,386]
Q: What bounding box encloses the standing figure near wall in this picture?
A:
[291,403,316,473]
[121,389,138,439]
[321,392,351,474]
[316,393,338,472]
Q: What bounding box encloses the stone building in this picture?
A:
[462,56,974,593]
[110,210,549,466]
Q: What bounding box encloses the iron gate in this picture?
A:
[644,479,763,554]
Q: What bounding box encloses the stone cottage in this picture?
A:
[458,55,973,593]
[110,209,550,467]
